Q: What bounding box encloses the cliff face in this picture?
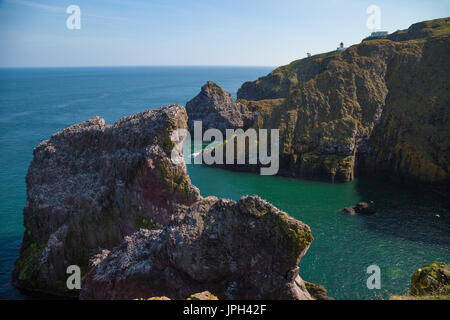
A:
[235,17,449,188]
[81,196,314,300]
[13,105,324,300]
[12,105,201,296]
[359,33,449,187]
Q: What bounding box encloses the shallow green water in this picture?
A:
[187,156,449,300]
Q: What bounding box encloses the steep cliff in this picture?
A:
[13,105,325,300]
[12,105,201,296]
[235,17,449,189]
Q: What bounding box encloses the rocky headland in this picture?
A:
[186,18,449,193]
[12,105,200,296]
[13,104,327,300]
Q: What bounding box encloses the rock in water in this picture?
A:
[185,81,255,134]
[343,201,377,215]
[13,104,325,300]
[80,196,315,300]
[12,105,201,296]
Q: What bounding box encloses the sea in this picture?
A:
[0,66,448,300]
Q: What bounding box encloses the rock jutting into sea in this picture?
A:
[12,105,201,296]
[12,104,328,300]
[185,81,255,135]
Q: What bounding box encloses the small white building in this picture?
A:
[369,31,388,38]
[306,52,312,58]
[336,42,346,51]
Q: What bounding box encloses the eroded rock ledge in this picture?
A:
[13,104,326,300]
[80,196,314,300]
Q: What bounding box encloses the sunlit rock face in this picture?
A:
[235,18,449,189]
[186,81,255,135]
[12,105,200,296]
[13,104,324,300]
[80,196,316,300]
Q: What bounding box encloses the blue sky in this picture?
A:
[0,0,448,67]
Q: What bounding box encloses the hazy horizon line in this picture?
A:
[0,64,278,69]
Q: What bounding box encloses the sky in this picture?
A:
[0,0,449,67]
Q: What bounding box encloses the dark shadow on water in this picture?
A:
[354,176,450,246]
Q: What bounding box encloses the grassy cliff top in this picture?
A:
[236,17,449,187]
[238,17,449,101]
[282,17,449,71]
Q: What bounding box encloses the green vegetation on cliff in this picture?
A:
[390,262,450,300]
[237,17,449,190]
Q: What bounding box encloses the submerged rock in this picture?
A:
[343,201,377,215]
[185,81,255,135]
[80,196,316,300]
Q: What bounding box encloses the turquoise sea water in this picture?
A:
[0,67,448,300]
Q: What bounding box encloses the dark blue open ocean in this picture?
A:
[0,67,448,299]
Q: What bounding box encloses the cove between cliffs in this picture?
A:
[1,66,448,300]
